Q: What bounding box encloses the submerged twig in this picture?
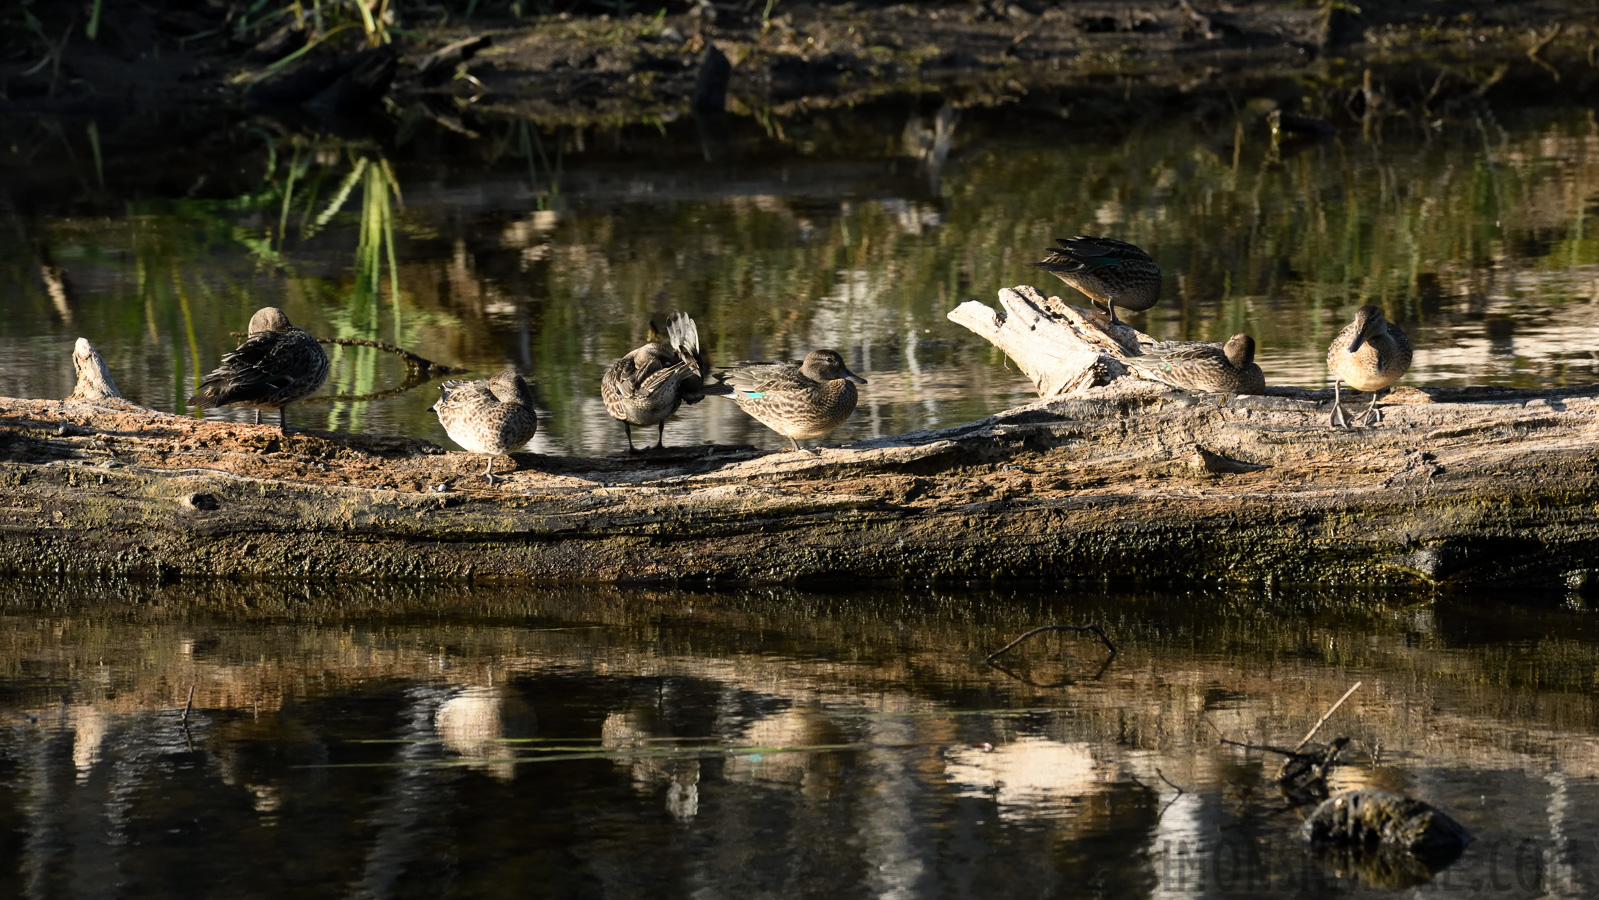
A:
[1292,681,1362,754]
[982,623,1116,665]
[179,683,195,727]
[1155,768,1186,795]
[228,332,463,375]
[321,337,463,375]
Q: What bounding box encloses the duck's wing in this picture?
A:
[191,331,312,406]
[720,362,813,398]
[1051,235,1154,264]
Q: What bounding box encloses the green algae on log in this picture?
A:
[2,361,1598,588]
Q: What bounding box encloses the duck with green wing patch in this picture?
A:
[1128,333,1265,394]
[718,349,866,453]
[1029,235,1161,326]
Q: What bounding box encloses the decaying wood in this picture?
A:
[4,337,1599,588]
[947,285,1141,397]
[947,284,1212,398]
[68,338,123,401]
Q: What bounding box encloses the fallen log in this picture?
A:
[2,335,1598,587]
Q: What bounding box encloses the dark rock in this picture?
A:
[1304,789,1472,860]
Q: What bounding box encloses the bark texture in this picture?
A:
[2,371,1597,588]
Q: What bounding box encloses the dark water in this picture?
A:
[0,579,1596,898]
[3,101,1599,455]
[5,99,1599,896]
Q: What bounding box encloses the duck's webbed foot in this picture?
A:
[1358,392,1385,428]
[1328,382,1352,429]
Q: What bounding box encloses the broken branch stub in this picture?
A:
[947,285,1147,398]
[68,338,123,401]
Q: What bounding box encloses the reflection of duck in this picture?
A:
[1030,235,1161,326]
[246,45,399,113]
[724,707,847,792]
[601,312,715,452]
[600,708,700,821]
[189,307,329,432]
[718,350,867,452]
[944,736,1109,821]
[435,685,534,782]
[1327,305,1412,428]
[1128,333,1265,394]
[430,369,539,485]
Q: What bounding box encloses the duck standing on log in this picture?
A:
[1327,305,1413,428]
[189,306,329,432]
[601,312,718,452]
[717,349,867,453]
[430,369,539,485]
[1029,235,1161,326]
[1128,333,1266,394]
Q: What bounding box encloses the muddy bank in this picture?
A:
[4,0,1598,128]
[2,372,1597,588]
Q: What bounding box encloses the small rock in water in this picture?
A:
[1304,789,1472,859]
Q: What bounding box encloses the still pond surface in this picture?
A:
[3,93,1599,897]
[0,580,1595,898]
[2,99,1598,454]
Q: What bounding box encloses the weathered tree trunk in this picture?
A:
[69,338,124,402]
[2,355,1597,588]
[947,285,1141,396]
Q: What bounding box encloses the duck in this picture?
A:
[430,369,539,485]
[601,312,715,452]
[1127,333,1265,394]
[188,306,329,432]
[717,349,867,453]
[1029,235,1161,326]
[1327,305,1413,428]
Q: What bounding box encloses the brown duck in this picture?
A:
[189,307,329,432]
[601,312,715,452]
[430,369,539,485]
[718,349,867,453]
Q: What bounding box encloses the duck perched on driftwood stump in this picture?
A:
[1327,305,1413,428]
[430,369,539,485]
[1029,235,1161,326]
[188,307,329,432]
[718,349,867,453]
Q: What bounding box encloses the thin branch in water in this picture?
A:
[229,333,463,376]
[179,683,195,727]
[1291,681,1361,754]
[318,336,463,375]
[1155,768,1186,795]
[982,623,1116,665]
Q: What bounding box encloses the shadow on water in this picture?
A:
[0,577,1594,896]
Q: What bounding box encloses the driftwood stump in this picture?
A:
[68,338,123,402]
[947,285,1151,397]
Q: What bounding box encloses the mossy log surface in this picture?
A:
[2,370,1597,588]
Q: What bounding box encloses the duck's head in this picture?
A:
[800,349,868,385]
[1223,333,1256,368]
[248,307,295,334]
[428,382,454,413]
[1347,305,1387,353]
